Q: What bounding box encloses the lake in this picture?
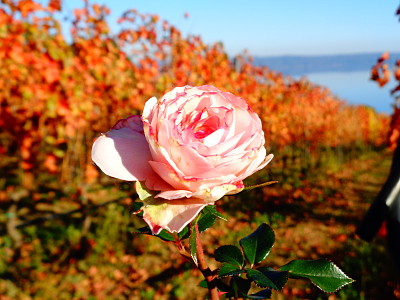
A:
[298,71,395,114]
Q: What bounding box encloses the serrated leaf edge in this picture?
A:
[217,263,245,278]
[255,267,289,291]
[280,259,354,293]
[247,269,279,290]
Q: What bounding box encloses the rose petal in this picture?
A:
[139,86,272,201]
[156,184,241,202]
[148,160,188,190]
[193,182,244,201]
[149,160,239,198]
[92,117,171,190]
[142,97,158,124]
[254,153,274,172]
[203,128,225,147]
[221,91,251,110]
[112,115,144,131]
[156,190,194,200]
[239,153,274,181]
[92,129,148,181]
[169,143,212,176]
[196,131,245,156]
[142,198,208,234]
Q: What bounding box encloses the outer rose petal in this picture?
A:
[155,182,244,202]
[92,129,148,181]
[238,153,274,182]
[142,198,208,234]
[149,160,240,200]
[204,182,244,199]
[252,153,274,174]
[155,190,194,200]
[142,97,157,123]
[91,116,171,190]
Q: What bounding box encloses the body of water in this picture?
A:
[299,71,395,114]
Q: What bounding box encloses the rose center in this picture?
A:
[193,115,220,139]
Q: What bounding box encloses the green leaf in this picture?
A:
[239,223,275,266]
[247,269,278,289]
[157,230,175,242]
[255,267,289,290]
[279,259,354,293]
[246,288,272,299]
[197,209,217,233]
[189,224,198,266]
[203,205,228,221]
[133,226,153,235]
[215,245,244,268]
[231,276,251,298]
[177,226,190,240]
[177,206,224,238]
[218,263,246,277]
[134,226,175,242]
[198,280,208,289]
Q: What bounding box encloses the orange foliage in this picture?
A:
[0,0,389,191]
[370,51,400,149]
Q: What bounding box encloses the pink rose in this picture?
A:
[92,85,273,234]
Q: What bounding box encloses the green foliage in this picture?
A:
[187,207,228,267]
[177,226,190,240]
[230,276,252,298]
[198,205,228,234]
[247,269,279,289]
[239,223,275,266]
[253,267,288,290]
[134,226,175,242]
[204,205,228,221]
[215,245,244,268]
[137,215,353,298]
[246,289,272,299]
[280,259,354,293]
[197,208,218,233]
[189,221,198,266]
[210,223,353,299]
[1,150,396,299]
[246,268,288,290]
[218,263,246,277]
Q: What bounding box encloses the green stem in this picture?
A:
[243,180,278,191]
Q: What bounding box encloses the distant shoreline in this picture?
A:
[253,52,400,76]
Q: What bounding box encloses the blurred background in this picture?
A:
[1,0,400,299]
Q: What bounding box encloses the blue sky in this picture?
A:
[55,0,400,57]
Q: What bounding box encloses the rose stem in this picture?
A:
[195,223,219,300]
